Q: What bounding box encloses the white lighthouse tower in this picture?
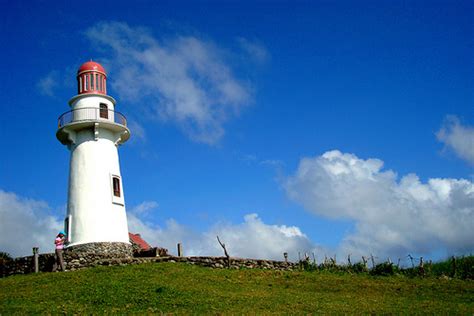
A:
[57,61,131,255]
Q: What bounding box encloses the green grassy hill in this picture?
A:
[1,262,473,314]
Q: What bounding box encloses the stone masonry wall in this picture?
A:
[66,242,133,258]
[1,255,298,277]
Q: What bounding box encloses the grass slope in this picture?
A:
[1,263,473,314]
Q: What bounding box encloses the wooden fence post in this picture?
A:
[362,256,368,269]
[419,257,424,277]
[32,247,39,273]
[408,254,415,268]
[177,243,182,257]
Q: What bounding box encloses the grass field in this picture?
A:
[1,262,473,314]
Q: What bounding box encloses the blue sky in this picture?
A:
[1,1,473,262]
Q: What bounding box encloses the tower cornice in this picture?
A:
[69,93,116,107]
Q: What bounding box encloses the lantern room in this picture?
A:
[77,61,107,95]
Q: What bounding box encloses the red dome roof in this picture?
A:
[77,61,106,75]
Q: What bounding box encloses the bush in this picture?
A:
[428,256,474,279]
[0,252,13,264]
[0,252,13,269]
[370,262,399,276]
[299,260,319,271]
[456,256,474,279]
[350,262,368,273]
[298,255,474,280]
[400,267,421,278]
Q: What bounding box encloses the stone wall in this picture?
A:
[66,242,133,258]
[1,254,56,277]
[157,256,298,270]
[134,247,169,258]
[1,254,298,277]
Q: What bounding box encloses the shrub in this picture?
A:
[456,256,474,279]
[429,256,474,279]
[350,262,368,273]
[370,262,398,276]
[0,251,12,262]
[0,252,13,268]
[299,260,318,271]
[298,254,474,279]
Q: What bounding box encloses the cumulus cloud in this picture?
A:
[437,115,474,165]
[85,21,253,144]
[240,153,258,164]
[127,119,146,143]
[0,190,62,257]
[237,37,269,63]
[284,150,474,259]
[130,200,158,215]
[37,71,59,97]
[1,190,316,261]
[128,212,316,261]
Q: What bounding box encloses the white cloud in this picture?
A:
[0,190,62,257]
[130,200,158,215]
[0,191,315,261]
[127,119,146,143]
[37,71,59,97]
[128,212,316,261]
[1,189,316,261]
[260,159,283,165]
[237,37,269,63]
[85,21,253,145]
[437,115,474,165]
[240,153,257,164]
[284,150,474,259]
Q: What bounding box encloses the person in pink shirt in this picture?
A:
[52,231,66,272]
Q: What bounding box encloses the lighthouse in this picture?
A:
[56,61,132,256]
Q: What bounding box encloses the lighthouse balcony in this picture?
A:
[57,107,130,145]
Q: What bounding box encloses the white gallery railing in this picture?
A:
[58,107,127,128]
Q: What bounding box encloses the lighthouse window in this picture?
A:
[90,74,94,90]
[99,75,103,92]
[84,75,88,91]
[95,74,99,91]
[100,103,108,119]
[113,177,121,197]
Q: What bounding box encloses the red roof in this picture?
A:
[77,61,106,76]
[129,233,152,250]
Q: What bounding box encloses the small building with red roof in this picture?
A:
[129,233,152,251]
